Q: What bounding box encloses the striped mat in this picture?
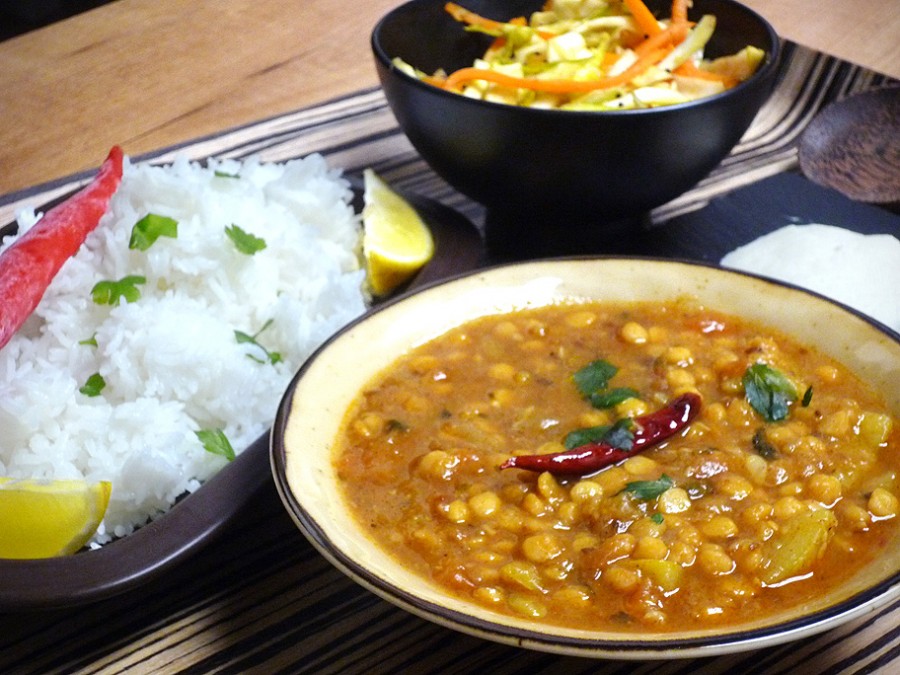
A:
[0,41,898,675]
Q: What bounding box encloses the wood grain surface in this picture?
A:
[0,0,897,197]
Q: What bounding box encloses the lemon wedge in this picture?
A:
[362,168,435,296]
[0,478,111,559]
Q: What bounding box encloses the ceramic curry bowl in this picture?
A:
[271,258,900,659]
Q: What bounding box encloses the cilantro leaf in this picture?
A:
[742,363,798,422]
[572,359,618,397]
[79,372,106,397]
[195,428,236,461]
[235,318,282,365]
[129,213,178,251]
[564,424,611,450]
[604,418,635,451]
[91,275,146,305]
[801,386,813,407]
[589,387,640,409]
[214,170,240,179]
[79,334,98,347]
[623,474,674,500]
[651,513,665,524]
[225,224,266,255]
[752,427,778,459]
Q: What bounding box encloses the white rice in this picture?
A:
[721,224,900,333]
[0,153,368,544]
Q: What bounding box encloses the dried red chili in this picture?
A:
[500,392,702,476]
[0,146,123,351]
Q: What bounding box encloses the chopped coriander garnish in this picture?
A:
[564,424,611,450]
[589,387,640,409]
[91,275,146,305]
[565,418,635,451]
[79,372,106,397]
[752,427,777,459]
[214,170,239,179]
[651,513,665,524]
[573,359,618,397]
[385,419,409,433]
[801,385,813,407]
[195,428,236,461]
[234,318,282,365]
[603,418,635,451]
[79,334,98,347]
[129,213,178,251]
[623,474,674,500]
[225,224,266,255]
[742,363,798,422]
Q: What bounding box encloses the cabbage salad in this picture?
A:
[394,0,765,110]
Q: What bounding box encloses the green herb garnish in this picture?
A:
[801,385,813,407]
[623,474,674,500]
[604,418,635,451]
[589,387,640,409]
[564,424,611,450]
[565,418,635,451]
[91,275,146,305]
[129,213,178,251]
[225,224,266,255]
[742,363,798,422]
[385,419,409,433]
[195,428,236,461]
[651,513,665,524]
[234,318,282,365]
[214,170,239,179]
[79,373,106,397]
[573,359,618,397]
[752,427,778,459]
[79,334,98,347]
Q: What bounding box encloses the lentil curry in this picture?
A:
[334,300,898,631]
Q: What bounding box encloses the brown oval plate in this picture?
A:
[0,177,483,610]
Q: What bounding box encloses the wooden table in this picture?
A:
[1,2,899,673]
[0,0,898,197]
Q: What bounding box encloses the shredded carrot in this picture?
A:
[443,47,671,94]
[634,20,690,57]
[671,0,691,24]
[674,59,738,87]
[444,2,554,39]
[623,0,663,37]
[444,2,505,32]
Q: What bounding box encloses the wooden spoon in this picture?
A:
[799,86,899,209]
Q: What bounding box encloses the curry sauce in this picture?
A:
[335,300,898,631]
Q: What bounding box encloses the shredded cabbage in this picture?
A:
[398,0,765,110]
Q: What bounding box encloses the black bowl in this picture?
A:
[372,0,781,257]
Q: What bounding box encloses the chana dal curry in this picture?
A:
[334,300,898,630]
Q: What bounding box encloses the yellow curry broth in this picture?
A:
[334,300,899,631]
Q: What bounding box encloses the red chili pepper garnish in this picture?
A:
[0,146,124,351]
[500,392,702,476]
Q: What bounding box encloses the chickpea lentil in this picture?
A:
[565,310,598,328]
[469,491,502,518]
[698,543,735,575]
[604,564,641,593]
[702,516,739,539]
[633,535,669,560]
[522,532,565,563]
[868,488,899,519]
[659,487,692,514]
[620,321,649,344]
[808,474,843,506]
[623,455,659,475]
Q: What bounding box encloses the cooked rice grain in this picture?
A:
[0,154,367,544]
